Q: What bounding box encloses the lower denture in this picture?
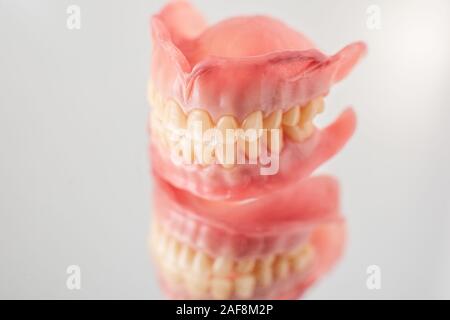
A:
[147,0,365,300]
[148,175,344,299]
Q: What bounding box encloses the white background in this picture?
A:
[1,0,449,299]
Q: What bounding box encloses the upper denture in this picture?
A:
[150,0,366,121]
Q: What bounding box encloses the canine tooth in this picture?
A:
[236,258,255,274]
[274,256,290,279]
[282,106,300,126]
[283,123,314,142]
[212,257,234,276]
[192,251,212,275]
[235,275,256,299]
[242,111,263,131]
[263,110,282,129]
[216,116,238,168]
[178,245,195,270]
[185,276,209,299]
[299,97,324,126]
[211,278,233,300]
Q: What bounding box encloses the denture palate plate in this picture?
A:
[151,221,314,299]
[149,92,325,165]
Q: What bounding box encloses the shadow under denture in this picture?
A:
[150,219,315,300]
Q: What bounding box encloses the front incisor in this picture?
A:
[216,116,238,168]
[187,109,215,165]
[241,111,263,161]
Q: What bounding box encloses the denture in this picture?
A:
[147,0,365,299]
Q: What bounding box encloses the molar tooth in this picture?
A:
[235,275,256,299]
[212,256,234,276]
[274,256,290,280]
[283,123,314,142]
[236,258,256,274]
[282,106,300,126]
[216,116,238,168]
[299,97,324,126]
[292,246,314,273]
[192,251,213,275]
[211,278,233,300]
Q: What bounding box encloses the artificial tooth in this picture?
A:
[212,257,234,276]
[187,109,215,165]
[236,258,256,274]
[242,111,263,131]
[241,111,263,161]
[235,275,256,299]
[192,252,213,275]
[211,278,233,300]
[263,110,283,153]
[282,106,300,126]
[292,246,314,273]
[265,128,283,154]
[263,110,282,129]
[299,97,324,126]
[166,237,180,265]
[255,261,273,288]
[187,109,214,141]
[215,116,238,168]
[274,256,290,280]
[283,123,314,142]
[185,276,209,299]
[178,245,195,270]
[165,101,186,148]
